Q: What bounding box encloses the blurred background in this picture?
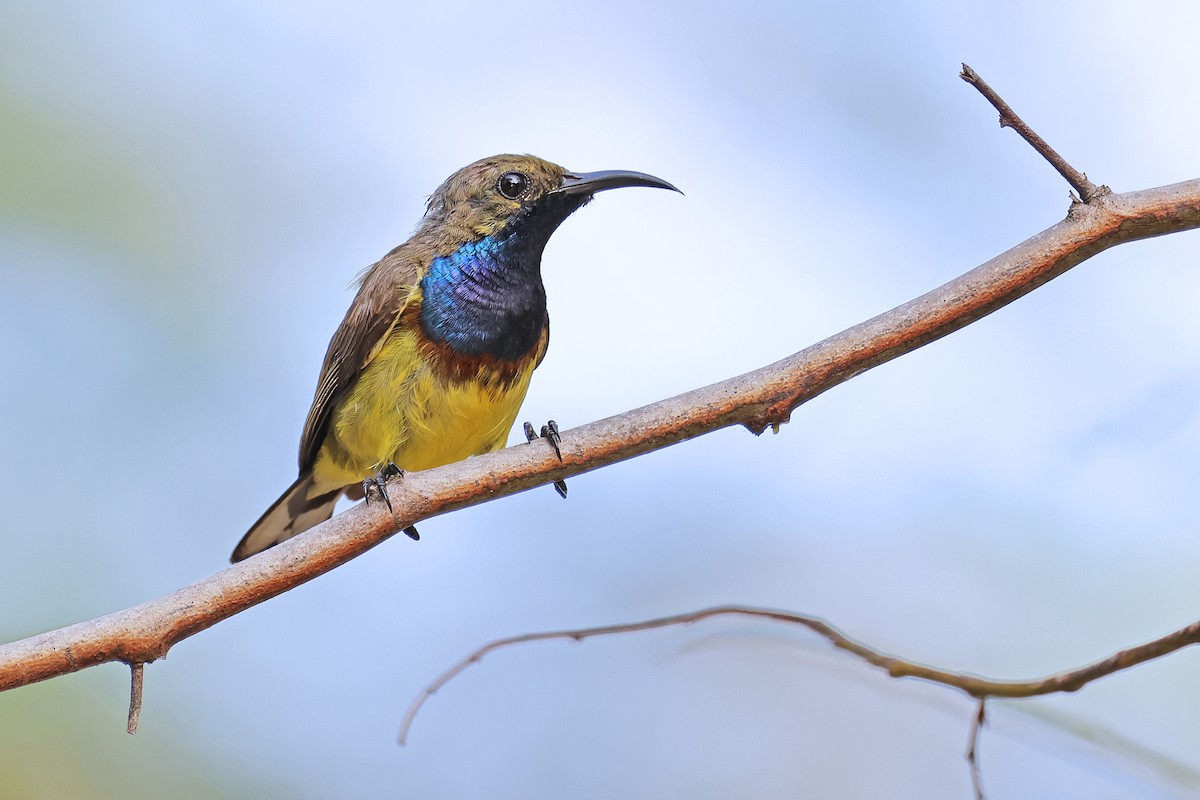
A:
[3,1,1200,798]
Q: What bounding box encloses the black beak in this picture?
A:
[556,169,682,197]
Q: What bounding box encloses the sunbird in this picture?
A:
[232,154,678,562]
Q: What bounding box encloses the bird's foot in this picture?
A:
[363,463,420,540]
[363,462,404,511]
[524,420,568,499]
[523,419,563,460]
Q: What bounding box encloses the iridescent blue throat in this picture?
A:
[418,228,549,361]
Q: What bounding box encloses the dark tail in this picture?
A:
[231,472,341,562]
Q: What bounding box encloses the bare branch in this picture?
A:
[396,605,1200,744]
[960,63,1104,201]
[2,178,1199,697]
[2,71,1200,706]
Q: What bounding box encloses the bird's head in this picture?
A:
[410,155,678,359]
[421,154,679,243]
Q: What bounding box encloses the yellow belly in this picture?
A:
[310,327,537,488]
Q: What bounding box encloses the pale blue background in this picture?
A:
[3,2,1200,798]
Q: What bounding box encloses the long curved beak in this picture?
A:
[556,169,682,196]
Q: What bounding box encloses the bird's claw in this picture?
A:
[542,420,562,460]
[363,462,404,511]
[524,419,562,460]
[524,419,568,499]
[363,463,419,540]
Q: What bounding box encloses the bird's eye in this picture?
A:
[497,172,530,200]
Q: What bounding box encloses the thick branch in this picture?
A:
[1,179,1200,693]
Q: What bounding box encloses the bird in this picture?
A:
[231,154,679,562]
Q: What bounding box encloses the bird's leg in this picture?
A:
[362,463,420,541]
[524,420,568,499]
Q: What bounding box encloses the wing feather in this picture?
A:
[298,246,421,470]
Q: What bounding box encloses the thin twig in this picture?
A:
[961,63,1105,201]
[127,662,144,735]
[396,605,1200,744]
[966,699,987,800]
